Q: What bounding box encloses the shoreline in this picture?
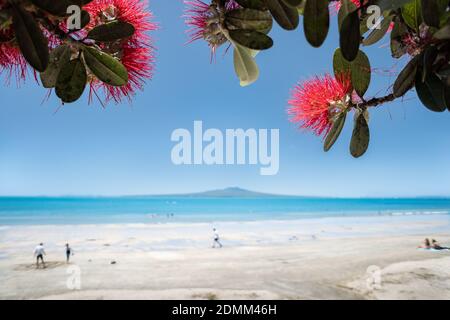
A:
[1,215,449,300]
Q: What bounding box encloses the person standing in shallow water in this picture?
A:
[65,243,73,263]
[33,243,46,269]
[212,228,223,248]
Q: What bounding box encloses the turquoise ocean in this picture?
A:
[0,197,449,225]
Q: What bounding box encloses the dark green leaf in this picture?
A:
[350,112,370,158]
[83,46,128,86]
[31,0,73,17]
[340,10,360,61]
[40,45,72,88]
[421,0,440,28]
[393,55,418,97]
[225,8,273,33]
[415,70,447,112]
[324,112,347,152]
[55,59,87,103]
[228,29,273,50]
[87,21,135,42]
[234,0,267,10]
[333,48,371,97]
[422,46,438,82]
[265,0,299,30]
[281,0,303,7]
[11,4,49,72]
[303,0,329,48]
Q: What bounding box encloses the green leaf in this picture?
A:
[421,0,440,28]
[234,0,267,10]
[415,70,447,112]
[303,0,329,48]
[225,8,273,33]
[40,45,72,88]
[363,15,392,46]
[333,48,371,97]
[87,21,135,42]
[402,0,422,31]
[228,29,273,50]
[31,0,73,17]
[340,10,361,61]
[265,0,299,30]
[55,59,87,103]
[233,43,259,87]
[393,55,418,97]
[83,46,128,86]
[11,4,49,72]
[350,112,370,158]
[324,112,347,152]
[374,0,416,12]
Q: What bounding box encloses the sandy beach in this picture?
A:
[0,215,449,300]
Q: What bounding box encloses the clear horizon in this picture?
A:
[1,1,449,198]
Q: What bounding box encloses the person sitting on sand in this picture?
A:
[431,239,450,250]
[212,228,223,248]
[418,238,431,249]
[65,243,73,263]
[33,243,46,269]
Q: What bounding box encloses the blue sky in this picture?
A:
[0,1,449,197]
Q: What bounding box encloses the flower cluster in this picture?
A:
[84,0,157,103]
[184,0,239,58]
[288,73,352,137]
[0,0,157,104]
[0,0,28,85]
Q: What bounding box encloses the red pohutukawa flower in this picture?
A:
[84,0,157,103]
[0,1,28,85]
[288,73,352,137]
[183,0,239,57]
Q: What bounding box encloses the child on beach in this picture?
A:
[33,243,46,269]
[212,228,223,248]
[431,239,450,250]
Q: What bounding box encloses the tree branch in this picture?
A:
[358,93,397,108]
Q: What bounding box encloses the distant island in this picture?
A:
[179,187,286,198]
[129,187,294,198]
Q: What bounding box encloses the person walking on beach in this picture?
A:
[212,228,223,248]
[34,243,46,269]
[65,243,73,263]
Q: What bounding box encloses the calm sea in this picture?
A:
[0,197,449,225]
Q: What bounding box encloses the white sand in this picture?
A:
[0,215,449,300]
